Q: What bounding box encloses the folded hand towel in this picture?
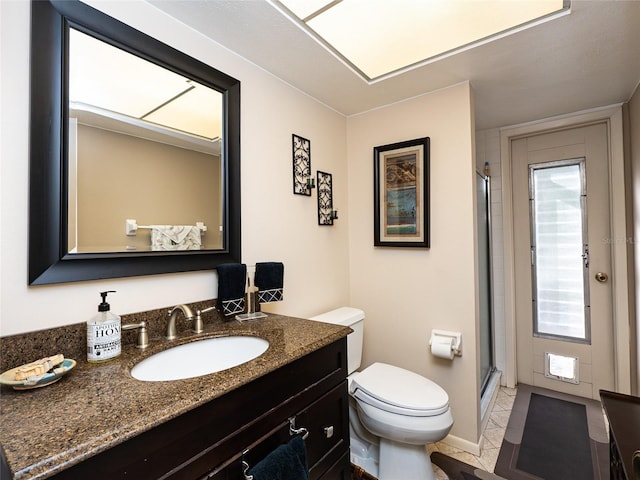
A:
[151,225,201,251]
[254,262,284,303]
[248,436,308,480]
[216,263,247,316]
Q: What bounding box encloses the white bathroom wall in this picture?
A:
[346,83,480,446]
[0,0,349,336]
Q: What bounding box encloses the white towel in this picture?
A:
[150,225,202,251]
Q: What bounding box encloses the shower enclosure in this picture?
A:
[477,170,495,394]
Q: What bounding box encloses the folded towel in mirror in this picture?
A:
[248,436,308,480]
[216,263,246,316]
[254,262,284,303]
[150,225,201,251]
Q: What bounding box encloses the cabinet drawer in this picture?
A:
[205,382,349,480]
[298,381,349,480]
[207,449,351,480]
[318,451,351,480]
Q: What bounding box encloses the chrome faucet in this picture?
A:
[166,304,201,339]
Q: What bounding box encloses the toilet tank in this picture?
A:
[309,307,364,375]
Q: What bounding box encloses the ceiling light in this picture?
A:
[272,0,569,81]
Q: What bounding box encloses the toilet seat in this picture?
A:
[355,399,454,445]
[349,363,449,417]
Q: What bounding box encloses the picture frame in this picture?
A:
[373,137,430,247]
[292,134,312,196]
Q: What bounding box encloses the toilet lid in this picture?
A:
[349,363,449,417]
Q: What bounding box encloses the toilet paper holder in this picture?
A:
[429,330,462,356]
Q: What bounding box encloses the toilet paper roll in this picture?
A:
[431,338,454,360]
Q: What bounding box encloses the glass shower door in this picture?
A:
[477,171,494,394]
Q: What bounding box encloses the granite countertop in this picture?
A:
[0,314,349,480]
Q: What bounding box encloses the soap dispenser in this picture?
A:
[87,290,121,363]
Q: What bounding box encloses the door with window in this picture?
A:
[512,123,615,399]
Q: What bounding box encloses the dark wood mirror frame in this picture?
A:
[29,0,241,285]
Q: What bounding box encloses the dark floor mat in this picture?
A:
[494,384,609,480]
[516,393,593,479]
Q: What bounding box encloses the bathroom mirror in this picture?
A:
[29,0,241,285]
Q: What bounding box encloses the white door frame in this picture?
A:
[500,105,631,393]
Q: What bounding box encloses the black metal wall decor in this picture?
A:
[292,134,314,196]
[317,171,335,226]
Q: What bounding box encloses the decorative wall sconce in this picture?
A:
[292,134,313,196]
[317,170,336,226]
[306,176,316,189]
[291,133,337,225]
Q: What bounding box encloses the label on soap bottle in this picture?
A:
[87,319,121,362]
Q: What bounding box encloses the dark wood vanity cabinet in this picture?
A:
[600,390,640,480]
[51,338,350,480]
[206,383,351,480]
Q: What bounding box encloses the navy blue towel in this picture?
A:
[248,436,308,480]
[254,262,284,303]
[216,263,246,316]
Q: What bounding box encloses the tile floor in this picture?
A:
[429,386,519,479]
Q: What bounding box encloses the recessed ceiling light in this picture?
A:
[271,0,569,82]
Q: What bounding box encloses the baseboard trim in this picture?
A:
[441,433,481,456]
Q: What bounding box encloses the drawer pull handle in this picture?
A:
[324,426,334,438]
[288,417,309,440]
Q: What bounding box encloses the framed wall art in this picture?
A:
[373,137,430,247]
[292,134,313,196]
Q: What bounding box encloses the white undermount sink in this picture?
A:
[130,336,269,382]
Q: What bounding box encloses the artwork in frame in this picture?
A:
[373,137,430,247]
[292,134,312,196]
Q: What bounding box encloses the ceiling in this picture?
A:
[272,0,567,80]
[148,0,640,130]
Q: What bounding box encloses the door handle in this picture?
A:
[595,272,608,283]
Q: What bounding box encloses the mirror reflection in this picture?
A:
[68,29,224,253]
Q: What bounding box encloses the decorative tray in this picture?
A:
[0,359,76,390]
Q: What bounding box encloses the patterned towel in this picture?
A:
[150,225,201,251]
[216,263,247,316]
[254,262,284,303]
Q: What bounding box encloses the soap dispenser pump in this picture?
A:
[87,290,121,363]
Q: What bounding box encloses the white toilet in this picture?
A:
[309,307,453,480]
